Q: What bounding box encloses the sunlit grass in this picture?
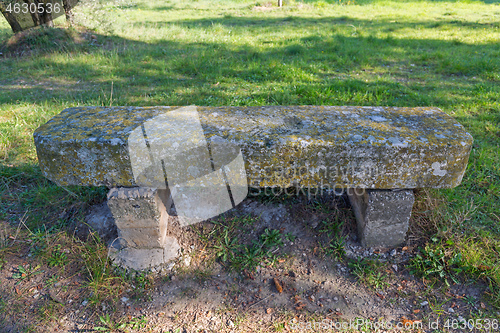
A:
[0,0,499,310]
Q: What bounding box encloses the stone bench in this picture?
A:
[33,105,473,270]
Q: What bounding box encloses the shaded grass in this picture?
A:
[0,0,499,316]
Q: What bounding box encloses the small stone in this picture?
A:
[335,308,340,312]
[390,249,397,256]
[228,320,235,328]
[420,301,428,306]
[81,300,88,306]
[458,316,465,323]
[392,264,398,272]
[448,307,454,313]
[121,297,129,303]
[334,297,339,301]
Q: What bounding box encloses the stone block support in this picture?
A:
[347,189,415,248]
[107,187,180,271]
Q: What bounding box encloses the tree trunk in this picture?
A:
[0,2,23,33]
[22,0,53,28]
[63,0,74,25]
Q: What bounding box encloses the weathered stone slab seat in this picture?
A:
[33,105,473,189]
[33,105,474,266]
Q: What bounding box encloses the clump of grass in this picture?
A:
[315,199,350,261]
[75,232,127,305]
[93,314,149,332]
[348,258,389,290]
[47,244,68,267]
[410,189,500,305]
[409,238,466,287]
[228,226,288,271]
[201,215,288,272]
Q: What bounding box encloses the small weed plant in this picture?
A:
[410,238,467,287]
[348,258,389,290]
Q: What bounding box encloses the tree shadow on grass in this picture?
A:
[300,0,500,4]
[0,26,12,42]
[0,14,498,231]
[0,16,498,160]
[0,25,498,106]
[0,15,499,329]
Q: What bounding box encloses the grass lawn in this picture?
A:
[0,0,499,330]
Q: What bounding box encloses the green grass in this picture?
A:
[198,215,289,271]
[348,258,390,290]
[0,0,499,309]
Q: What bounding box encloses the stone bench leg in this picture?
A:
[107,187,180,271]
[347,189,415,248]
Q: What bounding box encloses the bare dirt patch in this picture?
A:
[0,192,497,332]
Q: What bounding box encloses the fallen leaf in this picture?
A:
[295,302,305,310]
[413,309,420,314]
[274,278,283,293]
[402,246,408,251]
[480,302,486,309]
[400,317,411,325]
[15,287,21,294]
[401,317,422,326]
[266,308,273,314]
[376,293,385,300]
[278,259,285,263]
